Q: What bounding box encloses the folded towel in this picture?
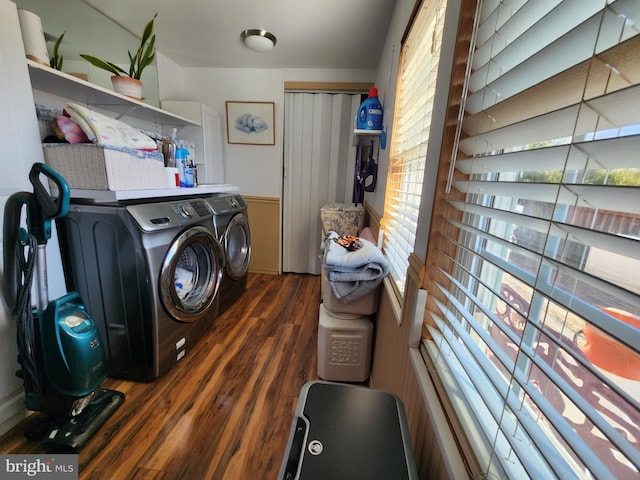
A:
[65,102,158,151]
[324,231,389,303]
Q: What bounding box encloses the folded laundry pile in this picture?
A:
[55,102,158,151]
[323,231,389,303]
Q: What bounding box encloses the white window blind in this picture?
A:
[423,0,640,478]
[382,0,448,297]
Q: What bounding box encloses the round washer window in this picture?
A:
[160,226,223,322]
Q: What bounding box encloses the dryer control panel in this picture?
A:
[126,198,213,232]
[207,194,247,215]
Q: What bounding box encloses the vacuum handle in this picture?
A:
[28,163,71,243]
[29,162,70,221]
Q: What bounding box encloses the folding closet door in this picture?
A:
[282,92,360,274]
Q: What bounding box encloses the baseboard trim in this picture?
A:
[0,390,29,437]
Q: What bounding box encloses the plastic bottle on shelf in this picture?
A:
[176,147,188,187]
[184,163,194,188]
[166,127,178,168]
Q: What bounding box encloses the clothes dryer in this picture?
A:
[56,197,224,381]
[205,194,251,313]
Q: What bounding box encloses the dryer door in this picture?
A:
[224,213,251,280]
[160,225,223,322]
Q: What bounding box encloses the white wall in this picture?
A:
[176,68,285,198]
[156,52,185,102]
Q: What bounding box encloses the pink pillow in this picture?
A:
[56,115,89,144]
[359,227,376,244]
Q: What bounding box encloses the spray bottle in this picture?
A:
[166,128,178,168]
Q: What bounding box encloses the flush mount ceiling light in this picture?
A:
[242,29,277,52]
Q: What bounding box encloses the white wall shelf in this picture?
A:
[27,60,199,127]
[71,184,239,203]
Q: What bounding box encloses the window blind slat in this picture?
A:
[460,84,640,155]
[435,272,640,472]
[431,284,638,478]
[427,302,614,479]
[554,222,640,258]
[453,180,640,217]
[464,33,640,140]
[448,199,551,235]
[456,134,640,175]
[469,0,640,110]
[445,202,640,335]
[474,0,557,72]
[423,326,551,479]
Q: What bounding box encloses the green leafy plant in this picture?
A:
[80,13,157,80]
[49,31,65,70]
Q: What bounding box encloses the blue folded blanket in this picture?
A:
[323,232,389,303]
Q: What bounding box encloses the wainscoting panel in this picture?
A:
[370,281,460,479]
[243,196,280,275]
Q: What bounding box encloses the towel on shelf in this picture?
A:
[64,102,158,151]
[323,231,389,303]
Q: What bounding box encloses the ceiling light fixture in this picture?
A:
[242,29,277,52]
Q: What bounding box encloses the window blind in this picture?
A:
[381,0,448,297]
[423,0,640,478]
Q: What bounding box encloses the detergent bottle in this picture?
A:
[355,87,383,132]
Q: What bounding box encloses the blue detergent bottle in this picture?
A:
[356,87,383,132]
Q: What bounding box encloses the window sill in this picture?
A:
[382,275,403,327]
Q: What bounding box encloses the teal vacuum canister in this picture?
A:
[39,292,107,400]
[355,87,383,133]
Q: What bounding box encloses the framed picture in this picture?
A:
[225,101,275,145]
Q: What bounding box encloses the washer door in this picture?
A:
[224,213,251,280]
[160,226,223,322]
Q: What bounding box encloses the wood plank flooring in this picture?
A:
[0,273,324,479]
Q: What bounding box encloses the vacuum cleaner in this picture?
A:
[3,162,124,453]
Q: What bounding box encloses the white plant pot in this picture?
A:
[111,76,142,100]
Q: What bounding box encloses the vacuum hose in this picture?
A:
[14,232,44,404]
[3,194,44,405]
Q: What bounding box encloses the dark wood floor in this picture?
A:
[0,273,323,479]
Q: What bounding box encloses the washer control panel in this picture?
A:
[207,194,246,215]
[126,198,213,232]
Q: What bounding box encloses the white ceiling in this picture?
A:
[83,0,398,70]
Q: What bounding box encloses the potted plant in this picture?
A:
[80,13,157,100]
[49,31,65,71]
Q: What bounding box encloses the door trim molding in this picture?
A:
[284,81,373,93]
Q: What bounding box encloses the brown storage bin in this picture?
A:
[322,271,379,316]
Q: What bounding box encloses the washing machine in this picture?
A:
[56,197,224,381]
[205,194,251,313]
